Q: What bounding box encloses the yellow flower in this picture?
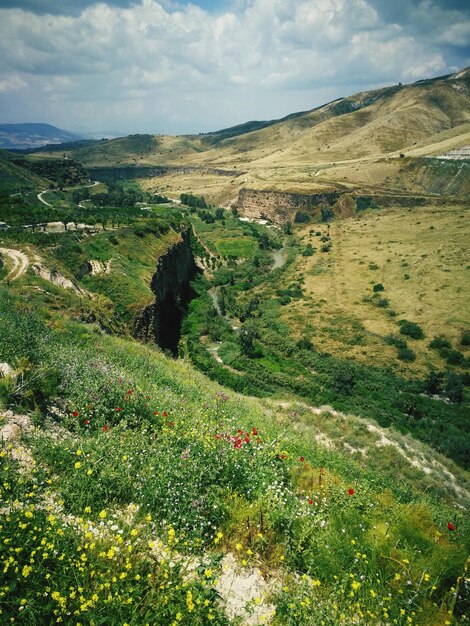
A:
[86,469,93,476]
[99,510,106,519]
[84,506,91,514]
[76,449,82,456]
[74,462,81,469]
[235,543,242,551]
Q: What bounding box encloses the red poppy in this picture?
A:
[252,427,258,436]
[237,429,244,434]
[154,411,159,415]
[163,411,168,417]
[308,499,313,505]
[447,522,455,531]
[234,439,242,449]
[72,411,79,417]
[244,436,250,443]
[146,395,150,400]
[300,456,305,463]
[127,390,133,395]
[116,407,122,412]
[280,454,286,460]
[85,419,90,425]
[257,437,262,444]
[348,488,355,496]
[169,421,174,427]
[102,425,109,432]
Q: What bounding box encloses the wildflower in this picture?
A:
[163,411,168,417]
[116,407,122,412]
[72,411,79,417]
[87,469,93,476]
[308,499,314,505]
[252,427,258,435]
[300,456,305,462]
[102,425,109,432]
[127,389,133,394]
[74,462,81,469]
[348,488,355,495]
[447,522,455,531]
[99,510,106,519]
[84,420,90,425]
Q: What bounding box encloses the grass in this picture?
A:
[285,203,469,376]
[0,285,469,624]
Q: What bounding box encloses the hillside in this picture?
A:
[0,67,469,625]
[27,69,470,206]
[0,205,469,624]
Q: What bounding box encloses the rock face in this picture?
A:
[134,227,196,354]
[237,188,341,223]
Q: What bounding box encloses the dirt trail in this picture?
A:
[0,247,29,281]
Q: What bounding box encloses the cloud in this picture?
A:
[0,0,468,133]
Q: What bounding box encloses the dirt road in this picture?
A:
[0,248,29,282]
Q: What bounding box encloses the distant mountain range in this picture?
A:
[0,123,84,150]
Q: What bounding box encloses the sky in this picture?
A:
[0,0,469,136]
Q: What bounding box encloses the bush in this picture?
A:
[376,298,389,308]
[302,244,314,256]
[460,330,470,346]
[429,335,451,350]
[440,349,465,366]
[399,320,425,340]
[397,347,416,361]
[386,336,406,350]
[445,373,464,403]
[373,283,384,292]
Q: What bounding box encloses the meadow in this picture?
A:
[1,285,469,625]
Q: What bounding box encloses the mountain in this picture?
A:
[29,68,469,205]
[0,123,84,150]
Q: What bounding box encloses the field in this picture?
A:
[282,202,470,375]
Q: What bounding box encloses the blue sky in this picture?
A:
[0,0,468,135]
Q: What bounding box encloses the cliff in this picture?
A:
[134,227,196,354]
[237,188,341,223]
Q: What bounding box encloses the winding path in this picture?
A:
[37,180,100,208]
[0,247,29,282]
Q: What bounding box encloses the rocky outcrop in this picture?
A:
[237,188,341,223]
[134,227,196,354]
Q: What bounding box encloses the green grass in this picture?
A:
[216,237,258,258]
[0,286,469,625]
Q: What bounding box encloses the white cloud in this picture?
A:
[0,0,467,133]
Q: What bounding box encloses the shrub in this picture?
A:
[445,373,464,403]
[397,347,416,361]
[441,349,465,366]
[429,335,452,350]
[399,320,425,340]
[460,330,470,346]
[376,298,389,308]
[302,244,314,257]
[385,335,408,348]
[373,283,385,292]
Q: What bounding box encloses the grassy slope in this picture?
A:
[0,278,469,624]
[283,203,469,374]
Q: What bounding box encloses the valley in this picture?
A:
[0,68,469,626]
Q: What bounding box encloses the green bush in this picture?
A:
[429,335,452,350]
[460,330,470,346]
[397,347,416,361]
[399,320,425,340]
[373,283,384,292]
